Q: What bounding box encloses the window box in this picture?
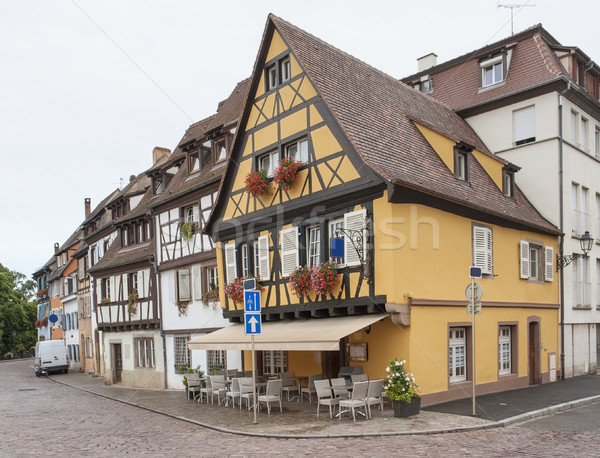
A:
[273,157,302,191]
[245,169,270,197]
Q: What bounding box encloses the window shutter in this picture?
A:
[137,269,146,298]
[544,246,554,282]
[193,205,200,223]
[61,314,66,331]
[192,264,202,300]
[520,240,530,279]
[281,227,299,277]
[224,243,237,283]
[178,270,191,302]
[344,209,366,267]
[110,276,116,301]
[473,227,492,275]
[513,106,535,143]
[257,235,270,279]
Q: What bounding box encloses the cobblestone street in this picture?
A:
[1,360,598,457]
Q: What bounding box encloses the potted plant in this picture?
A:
[202,282,219,308]
[181,221,196,241]
[224,277,244,304]
[288,265,312,297]
[127,290,138,316]
[384,358,421,417]
[176,300,189,317]
[273,157,302,191]
[244,169,270,198]
[310,261,340,297]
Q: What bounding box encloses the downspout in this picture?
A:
[149,209,167,389]
[558,81,571,380]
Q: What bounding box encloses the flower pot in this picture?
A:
[392,397,421,418]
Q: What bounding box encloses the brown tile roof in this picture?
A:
[401,25,566,111]
[88,232,153,274]
[268,15,558,234]
[149,79,250,209]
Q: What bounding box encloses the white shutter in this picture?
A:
[178,270,191,301]
[193,205,200,223]
[138,269,149,298]
[344,209,366,267]
[281,227,299,277]
[192,264,202,300]
[224,243,237,283]
[473,227,492,275]
[520,240,530,279]
[110,276,116,301]
[257,235,270,279]
[544,246,554,282]
[513,106,535,143]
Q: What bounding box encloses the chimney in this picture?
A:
[54,243,60,254]
[152,147,171,165]
[417,53,438,73]
[129,175,136,183]
[84,198,91,218]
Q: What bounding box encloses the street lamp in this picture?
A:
[556,231,594,270]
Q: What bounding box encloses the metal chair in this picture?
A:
[281,373,300,402]
[186,373,202,401]
[209,375,227,405]
[301,374,323,403]
[330,377,350,399]
[239,377,254,410]
[338,381,369,421]
[199,374,212,403]
[257,379,283,415]
[365,379,385,418]
[314,379,340,419]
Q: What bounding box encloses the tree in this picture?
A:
[0,263,37,359]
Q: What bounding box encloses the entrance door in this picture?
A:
[112,343,122,383]
[528,322,540,385]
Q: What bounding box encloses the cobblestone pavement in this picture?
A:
[1,360,598,457]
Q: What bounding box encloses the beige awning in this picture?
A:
[188,314,387,351]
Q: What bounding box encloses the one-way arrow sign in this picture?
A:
[245,313,262,335]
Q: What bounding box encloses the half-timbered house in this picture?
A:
[89,152,169,388]
[192,15,562,404]
[148,81,248,387]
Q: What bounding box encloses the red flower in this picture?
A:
[273,158,301,191]
[245,169,270,197]
[310,262,340,297]
[288,266,312,297]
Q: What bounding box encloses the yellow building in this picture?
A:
[192,15,561,405]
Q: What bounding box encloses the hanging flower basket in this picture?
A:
[273,157,302,191]
[288,266,312,297]
[181,221,196,241]
[128,290,139,316]
[245,169,270,198]
[310,261,340,297]
[224,277,244,304]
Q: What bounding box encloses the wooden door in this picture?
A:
[112,343,122,383]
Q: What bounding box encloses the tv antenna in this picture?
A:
[498,3,536,35]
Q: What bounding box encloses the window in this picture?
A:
[262,350,287,375]
[189,151,200,173]
[135,337,155,368]
[571,110,579,143]
[129,273,138,294]
[472,226,492,275]
[454,147,469,181]
[573,256,591,308]
[595,127,600,159]
[596,193,600,242]
[214,139,227,163]
[596,259,600,308]
[101,278,111,301]
[258,151,279,177]
[206,266,218,292]
[481,56,503,87]
[153,177,164,195]
[329,218,345,266]
[174,335,191,370]
[280,57,291,83]
[519,241,554,282]
[241,243,249,277]
[65,276,76,296]
[418,75,433,94]
[502,168,515,197]
[207,350,226,374]
[184,205,198,223]
[513,106,535,145]
[266,65,277,91]
[498,326,513,375]
[177,269,191,302]
[306,225,321,268]
[285,138,309,163]
[449,327,466,383]
[85,336,93,359]
[581,117,589,150]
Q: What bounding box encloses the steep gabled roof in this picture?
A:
[209,15,558,236]
[149,79,250,210]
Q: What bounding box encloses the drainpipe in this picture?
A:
[150,245,166,389]
[558,81,571,380]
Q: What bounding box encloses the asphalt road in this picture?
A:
[1,360,598,457]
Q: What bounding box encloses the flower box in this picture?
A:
[273,157,302,191]
[289,266,312,297]
[310,261,340,297]
[245,169,270,197]
[392,397,421,418]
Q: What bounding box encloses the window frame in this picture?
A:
[205,265,218,293]
[258,150,279,178]
[502,168,515,197]
[213,138,228,163]
[174,334,191,370]
[207,350,227,374]
[306,225,321,268]
[135,337,155,368]
[480,55,504,88]
[280,57,291,83]
[498,325,513,376]
[188,150,201,174]
[284,138,309,163]
[454,147,469,181]
[449,327,467,383]
[329,218,345,266]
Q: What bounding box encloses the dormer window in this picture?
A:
[214,139,227,163]
[480,55,504,87]
[502,164,519,198]
[153,177,164,195]
[189,151,200,174]
[265,55,292,91]
[454,146,470,181]
[418,75,433,94]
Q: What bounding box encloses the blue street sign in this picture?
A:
[48,314,58,323]
[244,290,261,313]
[469,266,482,278]
[245,313,262,335]
[330,237,344,258]
[243,278,256,290]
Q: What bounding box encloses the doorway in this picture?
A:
[111,343,122,384]
[528,321,540,385]
[596,326,600,373]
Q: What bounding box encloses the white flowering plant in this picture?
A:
[384,358,420,404]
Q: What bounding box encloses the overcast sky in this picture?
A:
[1,0,599,277]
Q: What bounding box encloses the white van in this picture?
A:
[35,340,69,375]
